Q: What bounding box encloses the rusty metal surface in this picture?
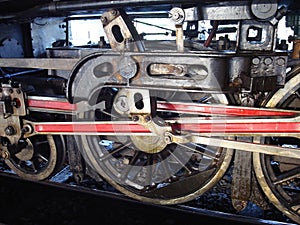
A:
[231,147,252,211]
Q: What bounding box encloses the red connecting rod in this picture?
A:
[26,97,300,136]
[28,97,298,117]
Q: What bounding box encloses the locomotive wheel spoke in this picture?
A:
[145,155,154,186]
[253,71,300,224]
[157,154,173,180]
[177,143,218,160]
[36,153,49,163]
[120,151,141,181]
[167,149,192,175]
[30,162,37,173]
[291,204,300,212]
[273,167,300,185]
[100,142,131,161]
[294,91,300,99]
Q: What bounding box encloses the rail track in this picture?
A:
[0,164,296,225]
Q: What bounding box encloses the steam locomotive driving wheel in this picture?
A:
[5,135,66,180]
[76,87,233,204]
[254,69,300,223]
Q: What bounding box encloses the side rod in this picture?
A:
[22,118,300,158]
[27,96,299,117]
[23,116,300,137]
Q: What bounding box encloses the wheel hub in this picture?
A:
[130,115,170,154]
[15,139,34,161]
[130,135,167,154]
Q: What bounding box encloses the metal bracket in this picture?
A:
[101,8,145,52]
[0,83,27,147]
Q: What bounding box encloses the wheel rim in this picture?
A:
[76,88,233,204]
[5,135,65,180]
[253,72,300,223]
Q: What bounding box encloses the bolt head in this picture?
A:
[145,115,151,122]
[100,16,107,24]
[1,151,9,159]
[110,9,118,16]
[5,126,15,136]
[132,115,139,122]
[164,134,172,144]
[252,57,260,65]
